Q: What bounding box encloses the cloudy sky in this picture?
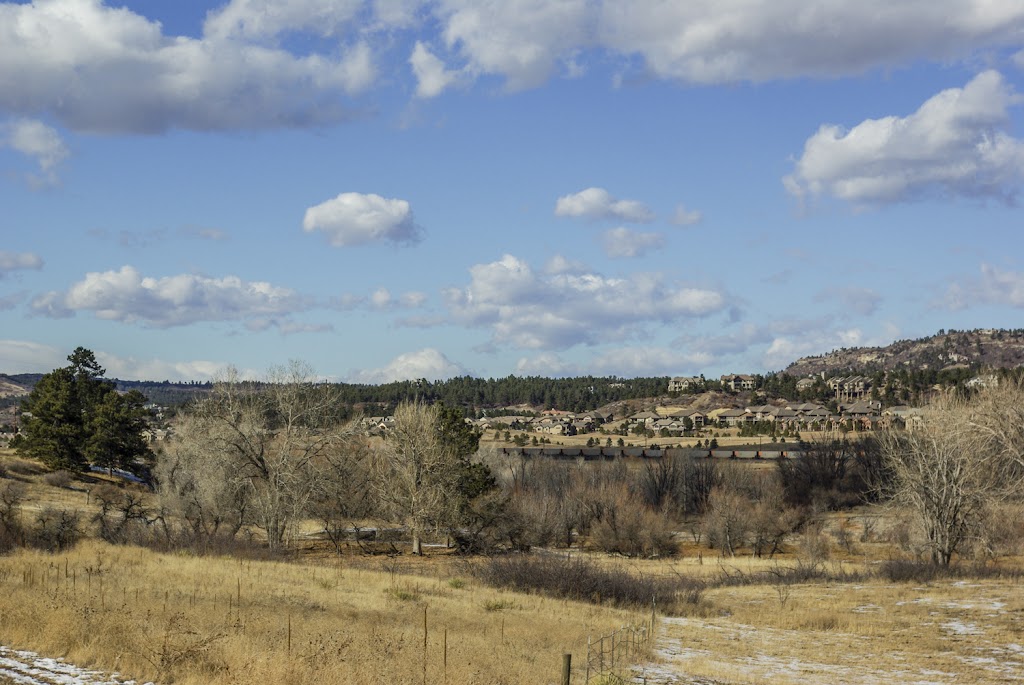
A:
[2,0,1023,384]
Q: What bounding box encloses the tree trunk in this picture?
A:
[411,532,422,556]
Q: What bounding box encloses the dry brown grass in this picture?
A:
[638,576,1024,684]
[0,540,643,684]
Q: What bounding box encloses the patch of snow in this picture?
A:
[941,620,982,636]
[0,646,153,685]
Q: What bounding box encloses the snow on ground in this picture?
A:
[631,582,1024,685]
[0,647,152,685]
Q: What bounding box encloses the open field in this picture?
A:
[0,540,642,684]
[3,446,1024,684]
[637,576,1024,684]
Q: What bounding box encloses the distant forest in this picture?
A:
[106,376,670,416]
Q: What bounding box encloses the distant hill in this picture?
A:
[784,328,1024,377]
[0,374,210,408]
[0,374,41,399]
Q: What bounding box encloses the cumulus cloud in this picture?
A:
[443,254,729,350]
[6,1,1024,134]
[515,347,714,377]
[30,265,307,328]
[0,0,375,134]
[597,2,1024,84]
[555,187,655,223]
[944,263,1024,310]
[601,227,665,258]
[303,192,423,247]
[410,41,462,97]
[785,71,1024,205]
[347,348,468,383]
[670,204,702,226]
[0,118,68,185]
[370,288,429,309]
[434,1,1024,89]
[203,0,363,40]
[759,325,900,370]
[589,347,714,376]
[815,286,883,316]
[97,353,233,382]
[437,0,592,90]
[0,339,64,373]
[0,251,44,277]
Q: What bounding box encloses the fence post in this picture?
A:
[586,635,591,682]
[561,653,572,685]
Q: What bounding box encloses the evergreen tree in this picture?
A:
[18,348,153,472]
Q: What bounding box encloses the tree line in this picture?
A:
[9,348,1024,569]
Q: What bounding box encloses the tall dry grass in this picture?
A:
[0,540,643,684]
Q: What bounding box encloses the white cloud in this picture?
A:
[31,265,307,328]
[762,328,875,370]
[785,71,1024,205]
[944,263,1024,310]
[589,347,714,376]
[203,0,363,40]
[514,353,579,377]
[0,339,64,373]
[670,204,702,226]
[443,254,730,350]
[0,0,375,133]
[815,286,883,316]
[602,227,665,258]
[97,353,232,382]
[303,192,423,247]
[0,118,68,185]
[431,1,1024,89]
[0,338,241,380]
[5,1,1024,135]
[555,187,655,223]
[347,348,468,383]
[437,0,592,91]
[515,347,714,377]
[597,2,1024,84]
[0,251,44,277]
[410,41,461,97]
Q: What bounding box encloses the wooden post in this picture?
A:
[561,653,572,685]
[287,614,292,655]
[422,606,428,685]
[586,636,591,681]
[443,627,448,685]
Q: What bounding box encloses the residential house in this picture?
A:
[721,374,757,392]
[668,376,703,392]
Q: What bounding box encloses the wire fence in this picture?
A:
[582,621,653,683]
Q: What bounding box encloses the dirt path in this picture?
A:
[0,647,151,685]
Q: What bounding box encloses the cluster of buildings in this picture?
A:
[361,400,920,439]
[626,401,917,434]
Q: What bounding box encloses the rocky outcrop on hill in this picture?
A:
[784,328,1024,377]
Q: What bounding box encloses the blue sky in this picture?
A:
[1,0,1023,383]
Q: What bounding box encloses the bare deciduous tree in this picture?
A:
[880,386,1021,566]
[162,362,355,550]
[372,401,460,555]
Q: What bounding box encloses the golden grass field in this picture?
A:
[1,448,1023,684]
[637,574,1024,684]
[0,540,643,684]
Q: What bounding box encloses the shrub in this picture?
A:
[475,553,701,613]
[5,459,43,477]
[31,507,81,552]
[43,470,74,489]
